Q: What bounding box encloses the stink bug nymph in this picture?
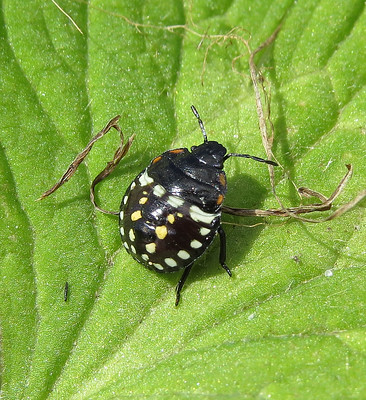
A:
[39,106,277,305]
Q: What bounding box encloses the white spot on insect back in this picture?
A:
[190,205,218,224]
[190,239,202,249]
[139,170,154,186]
[120,227,125,236]
[178,250,190,260]
[153,263,164,270]
[130,181,136,190]
[200,227,210,236]
[119,210,124,220]
[123,196,128,205]
[153,184,166,197]
[146,243,156,254]
[123,242,129,250]
[141,254,149,261]
[130,245,136,254]
[167,195,184,208]
[165,258,177,267]
[129,229,135,241]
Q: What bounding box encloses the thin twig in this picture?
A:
[51,0,84,35]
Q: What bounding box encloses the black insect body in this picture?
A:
[39,106,277,305]
[119,106,277,304]
[120,143,226,271]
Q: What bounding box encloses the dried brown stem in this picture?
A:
[37,116,135,215]
[223,165,366,222]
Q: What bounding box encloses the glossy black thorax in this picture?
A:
[148,141,228,213]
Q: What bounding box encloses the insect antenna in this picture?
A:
[191,105,208,143]
[224,152,278,166]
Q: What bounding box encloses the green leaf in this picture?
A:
[0,0,365,399]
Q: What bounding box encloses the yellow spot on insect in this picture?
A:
[155,225,168,240]
[177,212,183,218]
[131,210,142,221]
[139,197,148,204]
[167,214,175,224]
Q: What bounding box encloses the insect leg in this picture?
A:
[218,225,232,277]
[175,264,194,306]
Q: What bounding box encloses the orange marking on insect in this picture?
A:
[219,173,226,187]
[152,156,162,164]
[217,194,224,205]
[169,149,185,154]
